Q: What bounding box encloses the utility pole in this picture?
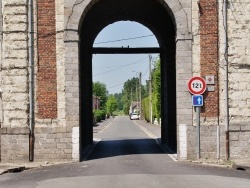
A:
[130,88,133,114]
[139,72,142,120]
[136,84,138,112]
[149,55,152,124]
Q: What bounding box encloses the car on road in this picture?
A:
[130,112,139,120]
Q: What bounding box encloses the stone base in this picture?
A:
[183,124,250,161]
[0,127,75,162]
[1,127,29,162]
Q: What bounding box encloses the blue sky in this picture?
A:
[92,21,159,94]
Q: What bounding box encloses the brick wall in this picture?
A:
[199,0,219,117]
[37,0,57,119]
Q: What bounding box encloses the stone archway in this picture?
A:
[64,0,192,160]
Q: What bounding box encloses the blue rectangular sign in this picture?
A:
[192,95,203,106]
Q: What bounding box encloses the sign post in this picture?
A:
[192,95,203,159]
[196,106,201,159]
[188,77,206,160]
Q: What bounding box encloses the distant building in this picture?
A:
[93,96,100,110]
[129,101,140,114]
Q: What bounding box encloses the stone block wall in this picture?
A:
[0,0,30,162]
[186,125,196,159]
[190,0,250,161]
[0,0,249,163]
[186,124,250,161]
[1,128,29,162]
[1,0,29,128]
[218,0,250,124]
[186,125,220,160]
[219,0,250,160]
[229,125,250,160]
[0,0,2,160]
[34,127,73,161]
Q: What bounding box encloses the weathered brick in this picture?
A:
[37,0,57,119]
[199,0,219,118]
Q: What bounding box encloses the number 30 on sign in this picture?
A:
[188,76,207,95]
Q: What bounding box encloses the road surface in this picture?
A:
[0,116,249,188]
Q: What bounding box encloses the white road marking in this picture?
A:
[134,121,177,162]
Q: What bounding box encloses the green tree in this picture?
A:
[93,81,108,110]
[122,77,141,114]
[142,96,150,122]
[141,56,161,122]
[152,58,161,121]
[106,95,118,116]
[114,93,123,111]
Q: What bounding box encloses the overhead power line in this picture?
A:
[107,83,124,89]
[94,34,154,44]
[93,57,147,76]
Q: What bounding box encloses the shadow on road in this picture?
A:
[87,138,172,160]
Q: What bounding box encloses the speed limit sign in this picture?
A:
[188,76,207,95]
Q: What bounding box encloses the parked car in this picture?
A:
[130,112,139,120]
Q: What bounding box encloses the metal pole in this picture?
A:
[149,55,152,124]
[196,106,201,159]
[130,88,132,113]
[217,124,220,159]
[28,0,35,162]
[136,84,138,111]
[131,88,132,102]
[139,72,142,120]
[223,0,229,160]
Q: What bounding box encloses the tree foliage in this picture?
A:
[93,81,108,110]
[122,77,139,114]
[152,59,161,121]
[101,56,161,121]
[142,96,150,122]
[106,95,118,115]
[141,57,161,122]
[93,110,106,122]
[113,93,123,111]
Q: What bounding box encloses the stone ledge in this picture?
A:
[34,126,74,134]
[34,127,67,134]
[0,127,29,135]
[229,124,250,132]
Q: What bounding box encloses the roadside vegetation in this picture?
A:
[93,56,161,123]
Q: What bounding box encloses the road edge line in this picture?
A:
[82,138,101,161]
[134,121,177,162]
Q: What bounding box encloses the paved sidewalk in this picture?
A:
[93,117,115,133]
[135,120,161,138]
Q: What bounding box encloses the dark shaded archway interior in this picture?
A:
[79,0,176,159]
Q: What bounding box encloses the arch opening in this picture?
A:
[79,0,177,160]
[92,21,160,97]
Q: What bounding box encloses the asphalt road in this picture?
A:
[0,116,249,188]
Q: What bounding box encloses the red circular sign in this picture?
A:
[188,77,206,95]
